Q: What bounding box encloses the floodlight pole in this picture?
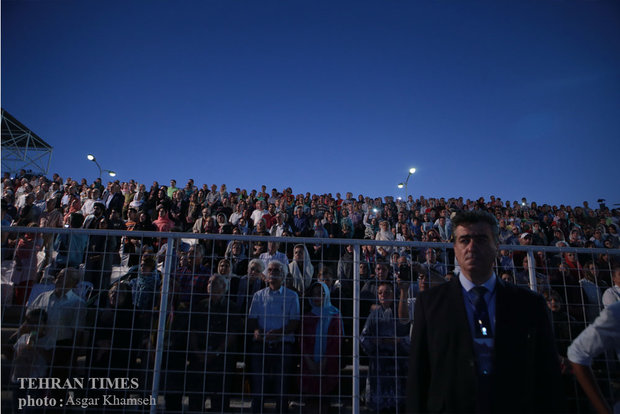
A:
[398,168,416,200]
[87,154,116,179]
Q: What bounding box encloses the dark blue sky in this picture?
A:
[2,0,619,206]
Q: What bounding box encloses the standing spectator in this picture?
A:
[90,282,134,380]
[292,206,311,237]
[11,224,43,305]
[225,240,249,277]
[50,213,88,277]
[361,281,410,412]
[103,183,124,216]
[248,260,300,413]
[420,247,447,278]
[288,244,314,294]
[299,281,343,413]
[602,266,620,307]
[236,259,266,314]
[250,200,268,228]
[259,241,289,272]
[38,197,63,275]
[152,207,175,232]
[166,179,179,199]
[407,210,565,413]
[568,302,620,414]
[270,212,292,237]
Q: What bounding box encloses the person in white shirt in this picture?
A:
[259,241,289,273]
[250,200,268,228]
[602,266,620,307]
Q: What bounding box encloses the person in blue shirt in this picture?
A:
[247,260,300,413]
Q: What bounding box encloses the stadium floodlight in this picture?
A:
[398,167,416,199]
[87,153,116,179]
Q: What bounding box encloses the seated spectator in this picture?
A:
[252,218,269,235]
[14,192,38,226]
[10,308,49,382]
[299,281,343,413]
[80,188,102,217]
[26,268,86,391]
[360,281,410,412]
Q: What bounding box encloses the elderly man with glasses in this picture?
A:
[247,260,300,413]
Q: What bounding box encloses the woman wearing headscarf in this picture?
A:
[225,240,249,276]
[374,220,395,259]
[153,207,175,232]
[299,282,343,413]
[288,244,314,294]
[129,187,145,211]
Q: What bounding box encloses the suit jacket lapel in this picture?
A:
[447,278,475,355]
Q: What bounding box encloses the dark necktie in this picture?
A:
[471,286,492,338]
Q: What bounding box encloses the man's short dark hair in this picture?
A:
[451,210,499,242]
[70,212,84,228]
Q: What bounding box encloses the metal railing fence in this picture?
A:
[1,226,619,413]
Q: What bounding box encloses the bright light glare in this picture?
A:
[397,183,404,189]
[409,167,416,174]
[87,154,95,161]
[108,171,117,177]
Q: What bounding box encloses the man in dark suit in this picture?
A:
[407,210,565,413]
[103,183,124,216]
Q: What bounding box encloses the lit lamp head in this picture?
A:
[398,183,404,189]
[409,168,416,174]
[87,154,95,161]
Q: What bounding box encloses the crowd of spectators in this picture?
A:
[2,170,620,412]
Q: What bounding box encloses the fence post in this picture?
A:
[150,237,176,413]
[526,250,537,292]
[352,244,361,414]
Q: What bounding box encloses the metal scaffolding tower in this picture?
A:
[1,108,53,176]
